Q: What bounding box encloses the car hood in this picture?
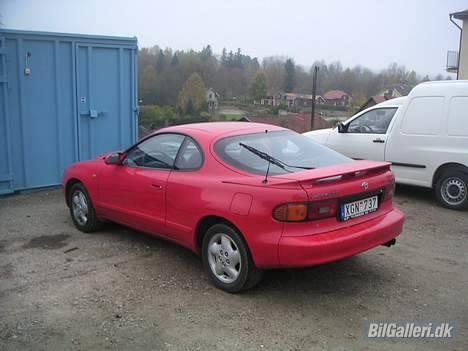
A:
[303,128,332,144]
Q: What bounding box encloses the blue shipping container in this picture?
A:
[0,29,138,194]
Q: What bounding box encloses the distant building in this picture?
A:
[323,90,351,106]
[449,9,468,79]
[206,88,219,111]
[357,95,387,113]
[260,95,281,106]
[259,93,325,108]
[376,84,413,99]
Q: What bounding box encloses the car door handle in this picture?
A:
[373,138,385,143]
[151,184,163,190]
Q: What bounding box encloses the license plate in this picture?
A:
[340,195,378,221]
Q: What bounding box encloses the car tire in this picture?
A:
[68,183,103,233]
[202,223,263,293]
[435,170,468,210]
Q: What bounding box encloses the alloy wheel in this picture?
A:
[72,190,89,226]
[207,233,242,284]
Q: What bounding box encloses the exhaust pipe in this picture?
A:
[382,239,396,247]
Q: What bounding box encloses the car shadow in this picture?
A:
[95,222,396,298]
[394,184,435,206]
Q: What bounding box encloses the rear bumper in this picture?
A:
[277,208,404,268]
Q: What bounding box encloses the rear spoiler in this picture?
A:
[274,160,392,184]
[222,161,392,187]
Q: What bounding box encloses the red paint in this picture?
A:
[63,122,404,269]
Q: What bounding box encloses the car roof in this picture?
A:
[156,122,286,141]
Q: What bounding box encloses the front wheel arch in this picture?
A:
[65,178,82,208]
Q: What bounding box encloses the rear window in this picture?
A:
[214,130,352,176]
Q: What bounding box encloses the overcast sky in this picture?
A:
[1,0,466,76]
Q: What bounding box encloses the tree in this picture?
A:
[177,73,207,115]
[262,56,286,95]
[139,65,158,104]
[156,49,166,73]
[201,45,213,61]
[171,53,179,66]
[249,72,267,101]
[284,58,296,92]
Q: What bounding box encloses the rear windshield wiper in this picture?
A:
[239,143,314,183]
[239,143,289,171]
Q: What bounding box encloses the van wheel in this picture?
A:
[435,171,468,210]
[202,223,263,293]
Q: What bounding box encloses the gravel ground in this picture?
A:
[0,186,467,351]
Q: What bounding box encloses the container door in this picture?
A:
[0,37,13,194]
[76,44,137,161]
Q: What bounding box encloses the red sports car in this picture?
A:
[64,122,404,292]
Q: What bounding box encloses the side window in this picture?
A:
[401,97,444,135]
[347,108,397,134]
[124,134,185,169]
[175,137,203,170]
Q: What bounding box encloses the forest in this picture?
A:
[138,44,451,128]
[139,44,451,103]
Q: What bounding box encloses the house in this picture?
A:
[449,9,468,79]
[357,95,387,113]
[206,88,220,111]
[376,84,413,99]
[260,95,281,106]
[282,93,325,108]
[323,90,351,106]
[259,93,325,108]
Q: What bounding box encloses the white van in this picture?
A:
[304,81,468,210]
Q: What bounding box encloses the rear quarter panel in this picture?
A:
[166,167,308,267]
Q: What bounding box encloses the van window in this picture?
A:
[347,108,397,134]
[401,97,444,135]
[448,97,468,137]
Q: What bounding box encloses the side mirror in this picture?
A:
[105,152,123,165]
[337,122,346,133]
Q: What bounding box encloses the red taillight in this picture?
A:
[273,203,308,222]
[383,177,396,202]
[273,200,338,222]
[308,199,338,220]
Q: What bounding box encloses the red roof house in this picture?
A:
[323,90,351,106]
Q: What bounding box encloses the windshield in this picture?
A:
[215,130,352,176]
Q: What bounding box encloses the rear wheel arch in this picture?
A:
[432,163,468,187]
[195,215,248,253]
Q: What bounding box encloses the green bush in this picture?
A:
[139,104,212,129]
[139,105,176,128]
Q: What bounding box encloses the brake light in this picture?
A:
[308,199,338,220]
[273,203,308,222]
[383,177,396,202]
[273,200,338,222]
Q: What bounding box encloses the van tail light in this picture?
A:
[383,177,396,202]
[273,200,338,222]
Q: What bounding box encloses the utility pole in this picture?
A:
[310,66,319,131]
